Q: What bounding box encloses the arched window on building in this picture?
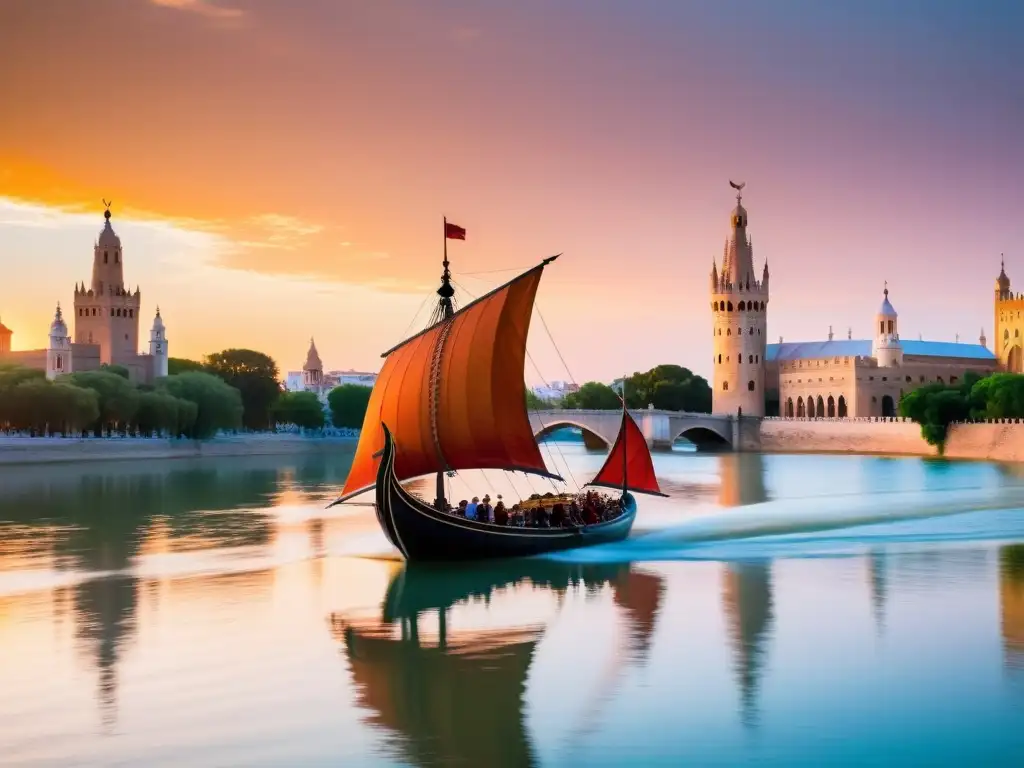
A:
[722,381,729,391]
[104,251,108,264]
[785,398,794,417]
[797,397,806,417]
[748,355,753,363]
[817,395,825,416]
[808,397,816,418]
[881,394,895,417]
[727,329,732,336]
[55,354,63,371]
[838,395,848,417]
[727,302,733,311]
[738,301,746,311]
[827,395,835,417]
[747,380,755,391]
[718,354,722,364]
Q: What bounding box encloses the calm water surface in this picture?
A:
[2,440,1024,766]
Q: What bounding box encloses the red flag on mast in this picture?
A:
[445,222,466,240]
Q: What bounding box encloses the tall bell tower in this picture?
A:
[710,182,769,416]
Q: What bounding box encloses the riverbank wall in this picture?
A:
[0,434,356,466]
[759,419,1024,462]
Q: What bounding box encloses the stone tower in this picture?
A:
[993,256,1024,372]
[149,307,169,378]
[711,182,769,416]
[46,303,71,380]
[872,284,903,367]
[303,337,324,391]
[73,204,142,366]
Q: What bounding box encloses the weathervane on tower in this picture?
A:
[729,180,745,203]
[102,199,112,221]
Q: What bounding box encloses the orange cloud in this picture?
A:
[149,0,243,20]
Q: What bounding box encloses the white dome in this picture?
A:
[49,304,67,336]
[878,287,897,317]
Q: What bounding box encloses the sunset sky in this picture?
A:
[1,0,1022,384]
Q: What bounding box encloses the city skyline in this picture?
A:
[1,0,1021,382]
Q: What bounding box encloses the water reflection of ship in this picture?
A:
[329,561,665,767]
[1000,544,1024,671]
[717,453,768,507]
[721,562,774,728]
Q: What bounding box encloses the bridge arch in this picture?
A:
[672,424,731,450]
[533,419,612,449]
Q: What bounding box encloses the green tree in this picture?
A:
[970,373,1024,420]
[526,389,554,410]
[65,370,141,435]
[0,379,98,435]
[159,371,243,439]
[0,363,45,392]
[204,349,282,430]
[169,357,207,376]
[100,363,131,380]
[328,384,373,428]
[134,390,195,437]
[563,382,622,410]
[624,365,712,412]
[273,391,326,430]
[899,381,972,453]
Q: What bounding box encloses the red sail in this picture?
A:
[335,261,559,502]
[588,411,666,497]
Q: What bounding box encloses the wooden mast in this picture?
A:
[621,375,628,499]
[434,216,456,511]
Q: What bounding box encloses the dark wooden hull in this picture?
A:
[374,424,636,562]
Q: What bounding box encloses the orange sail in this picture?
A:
[335,259,560,501]
[587,411,667,497]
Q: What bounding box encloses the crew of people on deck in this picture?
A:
[444,490,624,527]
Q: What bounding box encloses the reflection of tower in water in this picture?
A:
[1000,545,1024,671]
[721,562,774,728]
[717,453,768,507]
[867,551,888,634]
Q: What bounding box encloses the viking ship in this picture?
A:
[328,229,665,561]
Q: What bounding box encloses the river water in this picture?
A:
[2,439,1024,766]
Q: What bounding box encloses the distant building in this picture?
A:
[708,183,998,418]
[284,337,377,397]
[532,380,578,402]
[0,206,168,383]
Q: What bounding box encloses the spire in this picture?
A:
[55,301,62,322]
[710,259,719,291]
[981,327,988,348]
[304,337,323,372]
[828,325,834,341]
[848,327,852,340]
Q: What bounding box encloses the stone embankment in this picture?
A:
[0,433,356,466]
[760,418,1024,462]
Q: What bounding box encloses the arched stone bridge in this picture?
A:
[529,409,758,451]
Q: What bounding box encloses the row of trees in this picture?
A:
[0,363,243,439]
[0,346,384,438]
[536,365,713,412]
[899,371,1024,452]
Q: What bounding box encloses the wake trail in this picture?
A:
[545,483,1024,563]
